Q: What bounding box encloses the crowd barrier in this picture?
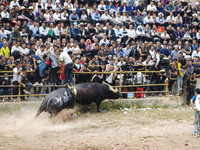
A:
[0,69,169,102]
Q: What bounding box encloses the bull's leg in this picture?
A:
[96,101,101,112]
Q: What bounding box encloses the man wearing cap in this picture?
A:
[69,9,79,23]
[58,50,73,85]
[119,1,128,13]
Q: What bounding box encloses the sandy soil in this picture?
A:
[0,106,199,150]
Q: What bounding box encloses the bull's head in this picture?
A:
[102,81,118,93]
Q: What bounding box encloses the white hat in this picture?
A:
[72,8,76,11]
[28,6,33,10]
[96,23,100,26]
[160,69,165,72]
[137,72,142,75]
[123,0,127,3]
[116,38,121,42]
[158,12,164,16]
[20,6,26,10]
[193,13,198,17]
[185,55,191,59]
[187,3,192,5]
[56,0,60,3]
[195,2,199,5]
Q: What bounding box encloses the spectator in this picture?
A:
[58,50,73,85]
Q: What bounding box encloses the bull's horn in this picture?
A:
[102,81,118,93]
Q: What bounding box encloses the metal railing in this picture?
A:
[0,69,169,102]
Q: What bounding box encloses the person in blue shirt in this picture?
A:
[159,44,170,57]
[134,12,143,25]
[92,10,101,25]
[190,88,200,138]
[157,2,164,13]
[128,2,137,16]
[119,1,129,14]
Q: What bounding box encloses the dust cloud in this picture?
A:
[0,106,94,139]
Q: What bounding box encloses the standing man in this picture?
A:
[12,62,21,101]
[190,88,200,138]
[187,73,197,105]
[58,50,73,85]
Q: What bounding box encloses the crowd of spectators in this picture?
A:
[0,0,199,102]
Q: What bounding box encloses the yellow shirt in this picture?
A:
[1,47,10,58]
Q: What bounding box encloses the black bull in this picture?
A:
[35,83,121,117]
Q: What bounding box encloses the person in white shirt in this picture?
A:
[143,13,153,25]
[120,25,128,45]
[1,8,9,21]
[39,22,48,41]
[99,35,110,46]
[175,13,182,27]
[0,27,10,41]
[63,43,72,53]
[115,13,124,26]
[53,9,61,23]
[122,44,131,57]
[127,24,136,44]
[149,45,155,59]
[20,43,29,57]
[35,45,47,59]
[10,0,20,9]
[166,12,176,26]
[117,57,126,67]
[58,50,73,85]
[115,24,122,39]
[161,30,170,42]
[44,9,51,22]
[136,25,145,41]
[101,10,112,22]
[29,22,39,38]
[36,0,44,10]
[147,1,157,13]
[98,1,106,13]
[192,47,200,60]
[12,62,21,100]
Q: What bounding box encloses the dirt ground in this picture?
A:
[0,105,200,150]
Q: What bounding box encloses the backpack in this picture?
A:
[195,95,200,111]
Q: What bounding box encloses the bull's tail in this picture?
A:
[35,104,47,118]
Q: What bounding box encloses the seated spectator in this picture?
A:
[1,74,12,101]
[157,2,164,13]
[98,0,106,14]
[119,1,128,14]
[192,47,200,60]
[0,41,10,60]
[147,1,157,14]
[165,1,175,16]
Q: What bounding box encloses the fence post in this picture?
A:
[73,73,76,85]
[145,65,147,77]
[165,79,168,97]
[119,70,122,95]
[18,84,21,102]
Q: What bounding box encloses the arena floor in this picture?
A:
[0,105,199,150]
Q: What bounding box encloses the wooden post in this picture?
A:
[166,79,168,97]
[18,84,21,102]
[119,69,122,97]
[74,73,76,85]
